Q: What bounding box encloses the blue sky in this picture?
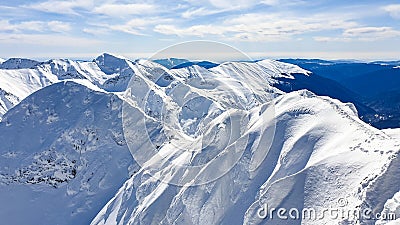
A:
[0,0,400,60]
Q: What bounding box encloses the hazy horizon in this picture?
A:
[1,51,399,63]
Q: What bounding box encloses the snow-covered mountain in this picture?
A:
[94,90,400,225]
[92,59,400,225]
[0,81,133,225]
[0,58,40,69]
[0,55,399,225]
[0,53,134,119]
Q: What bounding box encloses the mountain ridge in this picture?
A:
[0,54,399,224]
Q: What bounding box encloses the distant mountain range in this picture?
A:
[280,59,400,128]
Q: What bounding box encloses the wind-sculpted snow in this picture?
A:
[93,60,399,224]
[0,55,399,225]
[92,83,400,224]
[122,60,280,187]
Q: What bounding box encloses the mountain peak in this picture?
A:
[93,53,130,75]
[94,53,128,62]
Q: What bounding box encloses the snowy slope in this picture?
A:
[383,128,400,140]
[0,88,20,118]
[1,56,399,225]
[0,68,57,118]
[91,60,399,225]
[92,90,399,224]
[0,81,133,225]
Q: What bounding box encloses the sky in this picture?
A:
[0,0,400,61]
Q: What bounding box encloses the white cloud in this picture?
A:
[0,20,44,32]
[208,0,258,9]
[181,7,224,18]
[15,21,46,32]
[313,36,352,42]
[314,26,400,42]
[97,17,171,35]
[344,26,400,39]
[260,0,280,6]
[110,19,151,35]
[155,13,358,41]
[0,33,101,46]
[206,0,283,9]
[225,13,357,30]
[180,0,305,13]
[93,3,158,17]
[182,0,273,10]
[25,0,93,15]
[154,24,224,37]
[82,27,109,36]
[383,4,400,19]
[48,21,72,32]
[0,20,71,33]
